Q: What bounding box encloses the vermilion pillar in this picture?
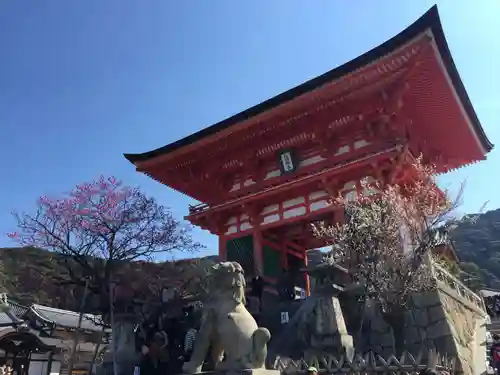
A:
[335,206,345,225]
[253,227,264,276]
[280,245,289,270]
[219,234,227,261]
[278,235,288,270]
[303,249,311,297]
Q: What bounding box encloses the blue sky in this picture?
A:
[1,1,499,257]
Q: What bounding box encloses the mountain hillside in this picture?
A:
[2,208,500,310]
[453,208,500,290]
[0,246,216,311]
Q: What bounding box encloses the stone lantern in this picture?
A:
[291,261,355,361]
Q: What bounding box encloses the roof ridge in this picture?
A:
[8,300,29,309]
[30,304,53,323]
[33,304,80,315]
[124,4,492,167]
[33,304,102,320]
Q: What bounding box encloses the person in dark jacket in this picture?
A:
[139,333,169,375]
[250,275,264,309]
[491,334,500,375]
[418,369,438,375]
[277,268,295,301]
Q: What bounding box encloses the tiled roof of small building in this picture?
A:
[480,288,500,298]
[0,310,23,327]
[430,226,459,262]
[8,300,30,318]
[306,249,325,268]
[31,304,104,332]
[432,227,451,246]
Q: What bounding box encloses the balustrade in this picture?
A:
[431,261,486,312]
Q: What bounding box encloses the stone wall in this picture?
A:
[269,262,488,374]
[366,263,488,375]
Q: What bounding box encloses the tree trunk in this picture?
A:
[355,299,368,350]
[382,306,406,357]
[87,325,105,375]
[67,279,89,375]
[109,279,119,375]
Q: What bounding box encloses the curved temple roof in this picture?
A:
[3,298,105,333]
[0,311,23,327]
[31,304,104,332]
[124,5,493,166]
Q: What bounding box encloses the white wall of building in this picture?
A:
[28,354,60,375]
[49,361,61,375]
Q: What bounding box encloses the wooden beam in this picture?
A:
[261,238,304,259]
[284,239,306,253]
[186,146,401,221]
[386,143,410,184]
[281,241,289,270]
[218,235,227,261]
[253,226,264,276]
[187,94,385,178]
[228,139,391,200]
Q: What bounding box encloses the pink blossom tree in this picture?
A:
[313,158,462,354]
[8,175,203,373]
[9,176,202,265]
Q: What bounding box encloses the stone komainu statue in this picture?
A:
[182,261,271,374]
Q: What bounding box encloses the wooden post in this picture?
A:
[218,234,227,261]
[304,249,311,297]
[335,206,345,225]
[45,352,53,375]
[279,236,288,270]
[253,227,264,276]
[246,204,264,277]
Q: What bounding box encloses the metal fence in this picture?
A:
[272,349,455,375]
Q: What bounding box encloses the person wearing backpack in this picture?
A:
[490,334,500,374]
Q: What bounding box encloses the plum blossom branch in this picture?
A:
[313,157,463,312]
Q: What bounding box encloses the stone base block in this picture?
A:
[97,359,139,375]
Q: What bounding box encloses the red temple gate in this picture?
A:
[124,6,492,297]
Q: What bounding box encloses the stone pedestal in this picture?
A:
[303,295,354,361]
[187,369,280,375]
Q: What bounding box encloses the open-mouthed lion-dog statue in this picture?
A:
[182,261,271,373]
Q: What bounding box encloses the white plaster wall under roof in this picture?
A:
[0,311,22,327]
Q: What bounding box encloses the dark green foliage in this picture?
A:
[437,257,462,277]
[453,208,500,290]
[0,247,62,306]
[0,246,216,311]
